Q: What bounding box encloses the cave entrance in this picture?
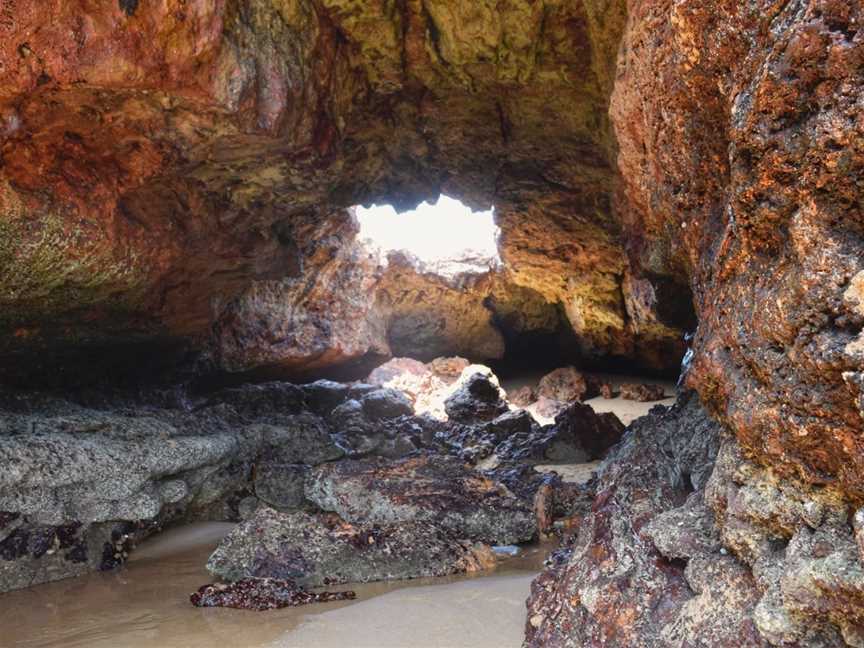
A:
[354,194,501,276]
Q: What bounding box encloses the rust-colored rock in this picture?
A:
[190,578,356,611]
[612,0,864,499]
[599,382,615,399]
[537,366,588,403]
[508,385,537,408]
[305,455,536,545]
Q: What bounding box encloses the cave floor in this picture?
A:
[1,378,673,648]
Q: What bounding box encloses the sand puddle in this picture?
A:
[1,522,548,648]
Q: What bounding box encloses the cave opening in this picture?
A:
[345,193,692,412]
[354,194,501,276]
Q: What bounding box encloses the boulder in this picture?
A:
[525,393,730,647]
[366,358,431,401]
[428,357,472,379]
[250,413,344,465]
[526,396,570,423]
[440,409,539,463]
[549,403,626,460]
[537,367,588,402]
[306,456,536,544]
[508,385,537,407]
[444,372,509,424]
[365,356,475,420]
[206,508,496,587]
[599,383,615,399]
[358,388,413,420]
[253,463,311,512]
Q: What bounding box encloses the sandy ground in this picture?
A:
[274,574,536,648]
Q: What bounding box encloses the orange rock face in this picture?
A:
[611,0,864,498]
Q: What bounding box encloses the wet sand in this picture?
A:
[275,574,536,648]
[1,523,548,648]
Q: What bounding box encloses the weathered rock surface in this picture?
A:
[0,379,427,591]
[207,507,496,587]
[444,371,509,424]
[537,367,588,403]
[508,386,537,408]
[306,455,536,545]
[190,578,356,611]
[526,387,864,647]
[0,367,592,592]
[612,0,864,500]
[545,402,625,461]
[619,382,667,402]
[525,393,737,647]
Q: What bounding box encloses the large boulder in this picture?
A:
[206,507,495,587]
[547,403,626,461]
[366,356,472,420]
[305,455,536,545]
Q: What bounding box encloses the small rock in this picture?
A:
[444,372,508,424]
[190,577,356,610]
[359,388,413,420]
[428,356,471,378]
[509,385,537,407]
[549,403,625,460]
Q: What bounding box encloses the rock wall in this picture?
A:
[611,0,864,499]
[211,219,579,377]
[526,394,864,647]
[524,4,864,644]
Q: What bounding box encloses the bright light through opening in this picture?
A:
[354,195,501,277]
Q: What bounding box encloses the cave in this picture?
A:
[1,1,863,647]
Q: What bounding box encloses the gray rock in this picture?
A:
[359,388,413,420]
[249,413,344,465]
[253,463,311,511]
[306,455,536,544]
[206,507,496,587]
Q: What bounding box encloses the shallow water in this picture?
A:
[1,523,548,648]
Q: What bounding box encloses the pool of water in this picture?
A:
[1,522,547,648]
